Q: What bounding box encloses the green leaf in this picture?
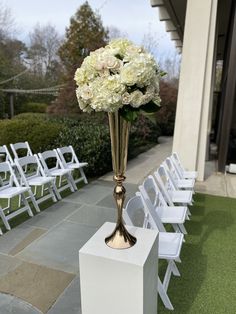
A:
[140,102,160,113]
[141,112,157,124]
[120,106,139,123]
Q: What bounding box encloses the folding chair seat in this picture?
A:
[155,165,193,206]
[171,152,197,180]
[38,150,76,193]
[57,146,88,186]
[0,161,33,231]
[164,157,195,190]
[139,175,187,234]
[15,155,61,213]
[123,192,184,311]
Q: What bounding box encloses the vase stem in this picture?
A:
[105,111,137,249]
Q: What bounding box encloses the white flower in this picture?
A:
[130,90,145,108]
[79,85,93,100]
[74,38,161,113]
[122,92,131,105]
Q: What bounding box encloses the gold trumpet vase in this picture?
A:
[105,111,137,249]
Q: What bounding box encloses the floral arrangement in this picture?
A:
[74,39,161,122]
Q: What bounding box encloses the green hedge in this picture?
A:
[0,118,61,153]
[18,102,47,114]
[0,113,160,177]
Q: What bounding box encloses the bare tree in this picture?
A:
[108,25,128,40]
[0,4,15,40]
[28,23,62,75]
[141,23,160,56]
[159,53,181,85]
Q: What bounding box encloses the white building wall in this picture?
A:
[172,0,218,181]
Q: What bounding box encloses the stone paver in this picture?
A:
[0,293,42,314]
[0,254,22,278]
[24,202,81,229]
[62,183,113,205]
[47,276,81,314]
[0,225,46,255]
[17,221,98,274]
[0,262,74,313]
[67,204,116,228]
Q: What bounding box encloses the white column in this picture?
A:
[79,222,159,314]
[172,0,218,180]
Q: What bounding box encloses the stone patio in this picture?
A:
[0,137,235,313]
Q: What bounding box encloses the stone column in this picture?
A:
[172,0,218,180]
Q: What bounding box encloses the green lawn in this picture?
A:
[159,193,236,313]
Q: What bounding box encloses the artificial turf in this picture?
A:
[158,193,236,313]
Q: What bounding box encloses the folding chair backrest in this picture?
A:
[172,152,185,175]
[154,166,174,206]
[15,155,45,185]
[10,141,33,159]
[57,146,79,166]
[165,157,181,181]
[0,161,19,189]
[0,145,14,165]
[38,149,63,174]
[139,175,168,219]
[123,192,165,232]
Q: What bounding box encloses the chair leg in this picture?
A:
[172,223,180,233]
[28,190,40,213]
[51,182,62,201]
[178,223,187,234]
[66,174,75,192]
[18,194,22,207]
[158,277,174,311]
[69,173,77,191]
[47,183,57,202]
[21,194,34,217]
[0,208,11,230]
[171,260,181,277]
[80,168,88,184]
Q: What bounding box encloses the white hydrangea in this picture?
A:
[75,38,161,113]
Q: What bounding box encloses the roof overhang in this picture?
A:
[150,0,233,59]
[150,0,187,53]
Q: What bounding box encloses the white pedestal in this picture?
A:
[79,222,158,314]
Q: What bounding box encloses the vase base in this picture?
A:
[105,223,137,249]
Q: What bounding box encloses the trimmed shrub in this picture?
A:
[0,119,61,153]
[55,122,112,177]
[18,102,47,114]
[0,112,161,177]
[14,113,48,121]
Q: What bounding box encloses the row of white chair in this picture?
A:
[0,142,88,234]
[123,152,197,310]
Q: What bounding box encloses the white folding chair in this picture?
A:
[38,150,76,193]
[10,141,35,204]
[15,155,61,213]
[155,165,193,207]
[171,152,198,180]
[10,141,33,160]
[57,146,88,186]
[0,145,14,165]
[0,161,33,231]
[123,192,184,311]
[0,145,15,183]
[139,175,187,234]
[164,157,195,190]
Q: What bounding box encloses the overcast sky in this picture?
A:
[3,0,176,59]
